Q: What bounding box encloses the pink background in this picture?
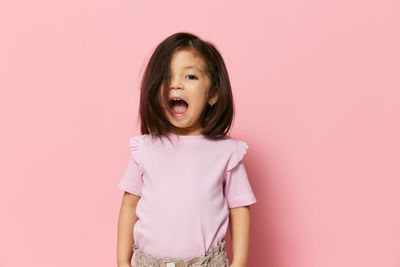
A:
[1,0,399,267]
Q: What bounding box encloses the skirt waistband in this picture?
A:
[132,239,227,267]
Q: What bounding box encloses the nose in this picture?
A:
[169,75,183,90]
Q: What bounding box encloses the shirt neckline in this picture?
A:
[168,132,205,138]
[167,132,206,142]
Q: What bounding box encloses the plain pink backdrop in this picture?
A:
[1,0,399,267]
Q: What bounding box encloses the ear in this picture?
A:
[208,89,218,105]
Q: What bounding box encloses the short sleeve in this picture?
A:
[223,140,257,208]
[117,136,144,197]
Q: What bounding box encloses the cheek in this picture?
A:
[190,94,208,110]
[192,86,210,103]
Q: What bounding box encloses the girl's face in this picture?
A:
[161,49,217,136]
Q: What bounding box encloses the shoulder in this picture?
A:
[128,134,153,147]
[128,134,167,153]
[224,136,249,172]
[217,135,248,152]
[128,135,144,149]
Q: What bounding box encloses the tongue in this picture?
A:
[172,102,188,114]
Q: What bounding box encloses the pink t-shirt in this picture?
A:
[117,132,257,260]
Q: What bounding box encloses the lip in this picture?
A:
[169,106,188,118]
[168,95,189,119]
[169,95,188,104]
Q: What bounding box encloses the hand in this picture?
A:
[118,263,132,267]
[230,263,246,267]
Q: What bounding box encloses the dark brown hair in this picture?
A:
[138,32,235,142]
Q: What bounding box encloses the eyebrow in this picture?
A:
[183,65,204,74]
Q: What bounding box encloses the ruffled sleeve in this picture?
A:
[223,140,257,208]
[117,135,144,197]
[129,135,143,171]
[226,140,249,172]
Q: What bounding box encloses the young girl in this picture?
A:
[117,32,257,267]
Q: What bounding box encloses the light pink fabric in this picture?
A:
[117,132,256,260]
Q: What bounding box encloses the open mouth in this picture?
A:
[168,98,189,118]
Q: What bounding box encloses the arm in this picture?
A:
[228,205,252,267]
[117,192,140,267]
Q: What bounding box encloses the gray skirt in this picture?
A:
[132,239,229,267]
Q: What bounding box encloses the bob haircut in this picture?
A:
[138,32,235,142]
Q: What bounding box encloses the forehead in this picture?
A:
[169,49,206,73]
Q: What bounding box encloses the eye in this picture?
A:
[185,75,198,80]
